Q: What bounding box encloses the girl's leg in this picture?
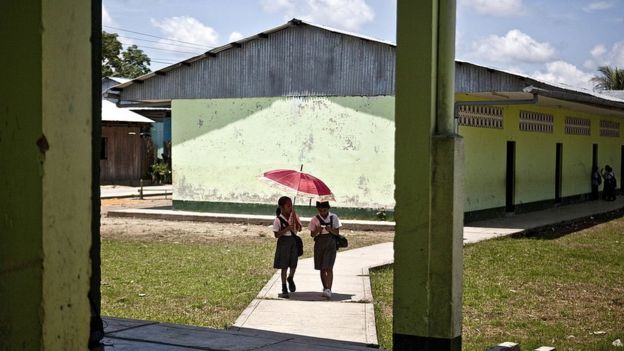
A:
[321,269,332,289]
[326,269,333,290]
[281,268,288,284]
[281,269,289,296]
[287,267,296,292]
[320,270,326,289]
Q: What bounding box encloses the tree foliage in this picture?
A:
[591,66,624,91]
[102,31,151,78]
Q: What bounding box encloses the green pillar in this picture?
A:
[394,0,464,350]
[0,1,93,349]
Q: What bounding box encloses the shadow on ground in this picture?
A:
[512,206,624,240]
[101,316,378,350]
[283,291,355,302]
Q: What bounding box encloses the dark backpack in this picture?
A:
[277,216,303,257]
[316,215,348,250]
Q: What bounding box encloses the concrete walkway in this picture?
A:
[101,197,624,350]
[233,243,392,346]
[101,184,173,199]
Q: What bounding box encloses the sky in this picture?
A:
[103,0,624,90]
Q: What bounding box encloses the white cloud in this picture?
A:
[102,5,114,27]
[151,16,219,50]
[583,1,614,12]
[472,30,557,63]
[591,44,607,58]
[585,41,624,70]
[228,32,245,42]
[259,0,375,31]
[260,0,295,13]
[532,61,594,90]
[461,0,526,16]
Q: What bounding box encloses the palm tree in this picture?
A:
[591,66,624,91]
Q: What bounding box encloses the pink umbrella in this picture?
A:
[261,169,335,202]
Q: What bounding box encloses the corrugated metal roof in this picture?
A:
[112,18,394,91]
[115,20,395,102]
[102,100,154,123]
[113,19,624,112]
[107,77,131,84]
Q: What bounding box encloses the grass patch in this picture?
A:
[370,218,624,351]
[102,224,393,328]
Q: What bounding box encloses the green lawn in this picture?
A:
[101,228,393,328]
[370,218,624,351]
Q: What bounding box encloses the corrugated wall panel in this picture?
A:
[120,24,556,102]
[120,25,397,101]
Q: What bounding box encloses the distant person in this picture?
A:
[273,196,302,298]
[309,201,342,298]
[601,165,617,201]
[591,165,602,200]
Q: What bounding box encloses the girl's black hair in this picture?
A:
[276,196,292,216]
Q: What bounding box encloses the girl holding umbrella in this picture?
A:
[272,196,302,298]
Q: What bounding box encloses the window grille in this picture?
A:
[457,105,503,129]
[565,117,591,136]
[519,111,553,133]
[600,120,620,137]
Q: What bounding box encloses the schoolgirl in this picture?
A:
[308,201,341,298]
[272,196,302,298]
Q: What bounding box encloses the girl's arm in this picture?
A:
[274,225,293,238]
[309,220,322,237]
[326,216,341,235]
[325,226,339,235]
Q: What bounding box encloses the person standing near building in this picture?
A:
[591,165,602,200]
[309,201,341,298]
[601,165,617,201]
[273,196,301,298]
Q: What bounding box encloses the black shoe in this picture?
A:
[281,284,289,298]
[287,277,296,292]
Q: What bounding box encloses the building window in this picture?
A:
[600,120,620,137]
[565,117,591,136]
[457,105,503,129]
[101,137,108,160]
[519,110,553,133]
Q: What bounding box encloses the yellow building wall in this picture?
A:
[0,1,93,349]
[460,93,624,212]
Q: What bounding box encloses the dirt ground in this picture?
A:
[100,197,395,244]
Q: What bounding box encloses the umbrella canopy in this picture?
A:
[261,169,335,201]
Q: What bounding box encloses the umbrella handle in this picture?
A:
[293,164,304,206]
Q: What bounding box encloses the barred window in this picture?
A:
[458,105,503,129]
[565,117,591,136]
[600,120,620,137]
[519,111,553,133]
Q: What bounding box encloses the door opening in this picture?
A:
[506,141,516,212]
[555,143,563,203]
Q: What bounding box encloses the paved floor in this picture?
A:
[101,184,173,199]
[102,317,376,350]
[101,197,624,350]
[233,243,392,346]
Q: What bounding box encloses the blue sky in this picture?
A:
[103,0,624,90]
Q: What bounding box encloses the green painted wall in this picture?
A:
[41,0,92,348]
[172,94,624,216]
[0,1,44,348]
[460,93,624,212]
[172,96,395,210]
[0,1,92,349]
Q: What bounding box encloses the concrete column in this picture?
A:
[394,0,464,350]
[0,1,93,349]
